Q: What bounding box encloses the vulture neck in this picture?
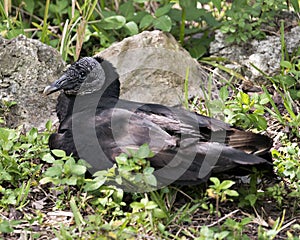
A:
[61,78,120,117]
[75,78,120,109]
[99,78,120,101]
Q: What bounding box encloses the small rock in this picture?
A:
[0,35,65,129]
[210,25,300,82]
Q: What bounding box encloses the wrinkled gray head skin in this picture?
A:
[44,57,106,96]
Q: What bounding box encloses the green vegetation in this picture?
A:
[0,0,300,239]
[1,0,297,60]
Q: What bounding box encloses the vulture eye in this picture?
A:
[79,72,87,79]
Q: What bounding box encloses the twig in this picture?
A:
[207,209,240,227]
[170,186,194,201]
[278,219,297,233]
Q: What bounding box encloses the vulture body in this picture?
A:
[44,57,273,185]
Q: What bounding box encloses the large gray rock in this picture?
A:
[0,35,65,129]
[210,26,300,82]
[97,30,217,106]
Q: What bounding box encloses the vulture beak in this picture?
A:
[43,83,60,95]
[43,75,67,95]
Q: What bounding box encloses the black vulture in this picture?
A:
[44,57,273,186]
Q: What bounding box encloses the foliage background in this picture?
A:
[0,0,300,239]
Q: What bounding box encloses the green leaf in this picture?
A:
[215,231,230,239]
[256,115,267,130]
[185,7,203,21]
[139,14,154,29]
[259,95,269,104]
[239,92,250,105]
[143,166,154,174]
[212,0,222,12]
[219,86,229,102]
[52,0,68,12]
[2,141,13,151]
[71,165,87,175]
[70,197,85,225]
[23,0,35,14]
[45,165,63,177]
[179,0,196,9]
[45,120,52,131]
[245,193,258,206]
[84,178,107,192]
[145,201,157,210]
[135,144,152,159]
[64,176,78,185]
[27,128,38,143]
[153,208,167,219]
[209,177,220,186]
[153,208,167,218]
[134,173,143,182]
[144,174,157,186]
[64,158,76,174]
[224,189,239,197]
[115,175,122,185]
[219,180,235,190]
[119,1,134,19]
[42,153,55,163]
[291,0,300,12]
[168,9,182,22]
[280,60,292,69]
[39,176,54,185]
[187,42,207,59]
[153,15,172,32]
[51,149,66,158]
[0,220,14,233]
[115,153,128,165]
[98,15,126,30]
[131,10,148,23]
[4,101,17,108]
[125,21,139,35]
[130,201,144,210]
[0,128,15,142]
[241,217,252,225]
[281,75,297,87]
[154,3,172,18]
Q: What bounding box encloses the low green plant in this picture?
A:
[223,90,269,130]
[207,177,239,219]
[278,19,300,101]
[40,150,88,187]
[251,22,300,138]
[83,144,158,193]
[113,143,157,192]
[220,0,287,44]
[272,140,300,187]
[0,121,52,208]
[266,182,287,207]
[130,194,168,235]
[196,84,270,131]
[0,219,21,234]
[196,226,229,239]
[257,209,292,240]
[222,217,253,240]
[0,100,17,125]
[237,168,269,208]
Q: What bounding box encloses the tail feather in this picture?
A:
[226,129,272,156]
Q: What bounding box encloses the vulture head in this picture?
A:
[43,57,120,97]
